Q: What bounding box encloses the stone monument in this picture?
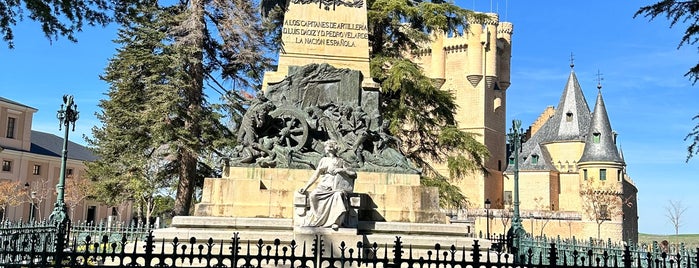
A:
[262,0,373,89]
[155,0,487,252]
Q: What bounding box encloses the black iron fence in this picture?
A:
[0,220,697,268]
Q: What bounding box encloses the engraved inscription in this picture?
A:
[283,19,368,48]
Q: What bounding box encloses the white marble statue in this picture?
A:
[298,140,357,228]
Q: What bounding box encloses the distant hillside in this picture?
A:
[638,233,699,250]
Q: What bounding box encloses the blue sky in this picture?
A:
[1,1,698,235]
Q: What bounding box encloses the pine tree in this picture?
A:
[0,0,111,48]
[89,0,270,217]
[635,1,699,161]
[166,0,271,216]
[86,0,178,223]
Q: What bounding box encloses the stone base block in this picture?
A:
[153,216,490,252]
[195,167,446,224]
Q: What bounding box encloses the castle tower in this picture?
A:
[576,86,634,241]
[505,66,592,213]
[416,13,513,209]
[501,63,638,243]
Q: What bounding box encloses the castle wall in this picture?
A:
[414,14,512,210]
[543,141,586,172]
[521,218,623,241]
[622,178,639,243]
[558,172,583,212]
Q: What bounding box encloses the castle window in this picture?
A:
[617,170,622,181]
[566,112,573,122]
[67,168,74,176]
[2,160,11,172]
[493,97,502,111]
[6,117,16,139]
[583,169,588,180]
[599,204,610,220]
[600,169,607,180]
[593,132,601,143]
[531,154,539,164]
[32,165,41,175]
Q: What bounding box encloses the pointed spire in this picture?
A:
[579,90,624,164]
[546,67,592,141]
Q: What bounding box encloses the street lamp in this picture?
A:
[506,119,526,255]
[484,198,491,239]
[49,95,79,226]
[24,182,36,222]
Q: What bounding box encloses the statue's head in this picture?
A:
[323,140,339,155]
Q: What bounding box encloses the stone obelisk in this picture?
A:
[263,0,374,88]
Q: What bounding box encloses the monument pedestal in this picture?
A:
[153,216,489,256]
[194,167,446,224]
[153,167,487,256]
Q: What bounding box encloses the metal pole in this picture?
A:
[507,119,526,258]
[484,198,491,239]
[49,95,79,225]
[29,199,35,222]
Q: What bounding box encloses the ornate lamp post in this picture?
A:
[484,198,491,239]
[49,95,79,225]
[506,119,526,254]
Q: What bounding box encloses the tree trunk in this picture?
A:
[172,0,205,216]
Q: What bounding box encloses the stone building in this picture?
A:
[412,13,513,215]
[413,13,637,242]
[0,97,132,223]
[501,66,638,243]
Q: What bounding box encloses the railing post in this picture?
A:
[392,236,403,268]
[471,240,481,265]
[622,245,632,268]
[548,242,557,267]
[53,220,70,268]
[144,231,155,268]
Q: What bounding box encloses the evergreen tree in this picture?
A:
[89,0,270,216]
[86,0,177,223]
[166,0,271,215]
[635,1,699,161]
[260,0,490,208]
[0,0,146,48]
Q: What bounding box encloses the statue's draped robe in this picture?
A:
[305,157,355,227]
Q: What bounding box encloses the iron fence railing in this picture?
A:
[70,220,153,246]
[518,234,699,268]
[0,220,697,268]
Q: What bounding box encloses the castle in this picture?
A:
[413,13,638,243]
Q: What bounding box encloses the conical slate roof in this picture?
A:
[578,90,624,164]
[547,70,592,141]
[506,69,592,172]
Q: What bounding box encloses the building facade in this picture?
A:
[413,13,513,213]
[0,97,132,223]
[501,67,638,243]
[413,12,637,242]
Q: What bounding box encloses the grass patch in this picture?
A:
[638,233,699,250]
